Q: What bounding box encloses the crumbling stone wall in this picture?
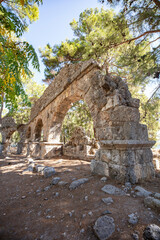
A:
[63,126,98,160]
[23,60,155,183]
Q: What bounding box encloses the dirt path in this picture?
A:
[0,155,160,240]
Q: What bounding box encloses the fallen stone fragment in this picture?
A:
[144,196,160,210]
[143,224,160,240]
[34,165,45,173]
[58,181,68,186]
[102,197,113,205]
[93,215,115,240]
[101,177,107,182]
[51,177,60,185]
[125,182,132,189]
[128,213,139,225]
[21,196,26,199]
[23,166,33,173]
[102,210,112,215]
[101,184,125,196]
[69,178,88,190]
[44,186,50,191]
[131,233,139,240]
[154,193,160,199]
[42,166,56,178]
[88,211,93,216]
[134,186,152,197]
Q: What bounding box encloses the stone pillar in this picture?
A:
[17,142,23,154]
[91,104,155,183]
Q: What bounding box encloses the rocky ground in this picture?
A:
[0,155,160,240]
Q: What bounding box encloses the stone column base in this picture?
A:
[91,140,155,183]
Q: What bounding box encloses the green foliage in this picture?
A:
[61,100,94,142]
[12,79,46,125]
[11,131,20,143]
[0,0,42,118]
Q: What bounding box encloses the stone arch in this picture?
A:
[34,118,43,141]
[26,60,155,183]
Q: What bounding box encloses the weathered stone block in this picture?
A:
[91,160,109,176]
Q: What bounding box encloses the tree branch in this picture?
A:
[152,0,160,8]
[110,29,160,48]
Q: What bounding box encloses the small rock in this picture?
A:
[36,189,41,193]
[93,215,115,240]
[101,177,107,182]
[42,166,56,178]
[44,186,50,191]
[102,210,112,215]
[69,178,89,190]
[101,184,125,196]
[55,192,59,197]
[135,186,152,197]
[51,177,60,185]
[80,228,85,233]
[125,182,132,189]
[144,196,160,210]
[154,193,160,199]
[102,197,113,205]
[34,165,45,173]
[128,213,139,225]
[58,181,68,186]
[143,224,160,240]
[88,211,93,216]
[21,196,26,199]
[85,196,88,201]
[132,233,139,240]
[90,190,94,195]
[46,215,51,219]
[44,198,48,200]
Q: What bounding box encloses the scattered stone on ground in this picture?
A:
[42,166,56,178]
[131,232,139,240]
[102,210,112,215]
[134,186,152,197]
[44,186,50,191]
[58,181,68,186]
[102,197,114,205]
[101,177,107,182]
[128,213,139,225]
[144,196,160,210]
[154,193,160,199]
[125,182,132,189]
[101,184,125,196]
[93,215,115,240]
[69,178,88,190]
[51,177,61,185]
[132,233,139,240]
[143,224,160,240]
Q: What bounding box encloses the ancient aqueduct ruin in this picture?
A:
[0,60,156,183]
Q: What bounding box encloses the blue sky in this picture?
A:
[23,0,103,84]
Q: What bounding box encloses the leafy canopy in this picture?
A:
[0,0,43,117]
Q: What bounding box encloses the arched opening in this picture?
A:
[60,100,99,159]
[10,131,20,154]
[61,100,94,143]
[34,119,43,141]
